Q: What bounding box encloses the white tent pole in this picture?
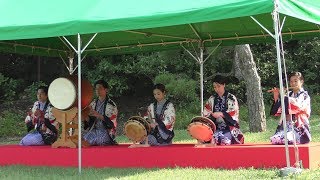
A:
[273,0,290,168]
[203,42,221,63]
[63,36,78,53]
[250,16,275,38]
[181,43,204,115]
[81,33,98,54]
[71,54,87,74]
[199,46,204,116]
[180,44,199,63]
[69,56,74,74]
[279,16,286,32]
[279,23,301,168]
[59,54,70,72]
[77,33,82,174]
[181,42,220,116]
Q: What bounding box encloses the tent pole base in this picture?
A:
[279,167,302,177]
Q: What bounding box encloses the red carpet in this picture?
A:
[0,143,319,169]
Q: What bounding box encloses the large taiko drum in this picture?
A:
[48,76,93,110]
[187,116,216,142]
[124,116,151,143]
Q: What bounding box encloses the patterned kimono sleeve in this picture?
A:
[25,101,38,131]
[83,100,96,130]
[105,101,118,129]
[162,102,175,131]
[44,104,55,121]
[27,101,38,121]
[203,96,214,117]
[44,104,58,134]
[292,92,311,127]
[31,101,38,114]
[226,94,239,123]
[144,104,155,123]
[271,90,311,118]
[291,92,311,117]
[89,100,96,111]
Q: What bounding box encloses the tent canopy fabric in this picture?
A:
[0,0,319,56]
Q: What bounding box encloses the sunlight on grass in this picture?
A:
[2,116,319,145]
[1,166,320,179]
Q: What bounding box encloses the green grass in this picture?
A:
[0,166,320,180]
[0,110,25,138]
[1,116,319,145]
[241,115,320,143]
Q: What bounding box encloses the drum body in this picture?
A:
[124,116,151,143]
[187,116,216,142]
[48,76,93,110]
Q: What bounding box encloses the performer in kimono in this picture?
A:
[143,83,175,146]
[20,86,58,146]
[83,79,118,145]
[269,72,311,144]
[203,75,244,145]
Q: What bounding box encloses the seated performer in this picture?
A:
[20,86,58,146]
[143,83,175,146]
[203,75,244,145]
[270,72,311,144]
[83,80,118,145]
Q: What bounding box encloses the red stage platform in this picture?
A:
[0,143,319,169]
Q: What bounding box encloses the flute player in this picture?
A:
[269,72,311,145]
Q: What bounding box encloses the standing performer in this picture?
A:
[20,86,58,146]
[203,75,244,145]
[143,83,175,146]
[83,80,118,145]
[270,72,311,144]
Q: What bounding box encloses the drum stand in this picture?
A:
[195,139,216,148]
[128,136,150,148]
[51,107,90,148]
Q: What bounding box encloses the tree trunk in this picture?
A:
[234,44,266,132]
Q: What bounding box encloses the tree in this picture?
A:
[234,45,266,132]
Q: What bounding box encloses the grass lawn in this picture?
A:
[0,166,320,180]
[0,116,319,179]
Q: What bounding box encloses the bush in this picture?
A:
[22,81,47,102]
[0,111,25,138]
[154,73,198,104]
[311,94,320,116]
[0,73,23,101]
[175,100,200,130]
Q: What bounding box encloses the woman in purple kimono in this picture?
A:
[20,86,58,145]
[270,72,311,144]
[83,80,118,145]
[203,75,244,145]
[144,83,176,146]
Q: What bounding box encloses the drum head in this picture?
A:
[188,122,213,142]
[191,116,216,132]
[48,78,76,110]
[128,116,151,134]
[124,120,147,143]
[187,116,216,142]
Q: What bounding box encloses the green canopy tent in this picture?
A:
[1,0,319,55]
[0,0,319,173]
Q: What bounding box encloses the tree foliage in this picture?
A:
[0,38,319,110]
